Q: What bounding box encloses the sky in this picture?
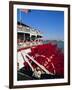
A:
[17,9,64,40]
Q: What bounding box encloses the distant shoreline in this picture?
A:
[43,40,64,52]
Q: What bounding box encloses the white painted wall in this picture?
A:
[0,0,72,90]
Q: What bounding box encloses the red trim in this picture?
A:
[17,46,36,52]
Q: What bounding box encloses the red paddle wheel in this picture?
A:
[23,43,64,77]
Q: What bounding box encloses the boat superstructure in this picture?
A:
[17,22,43,49]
